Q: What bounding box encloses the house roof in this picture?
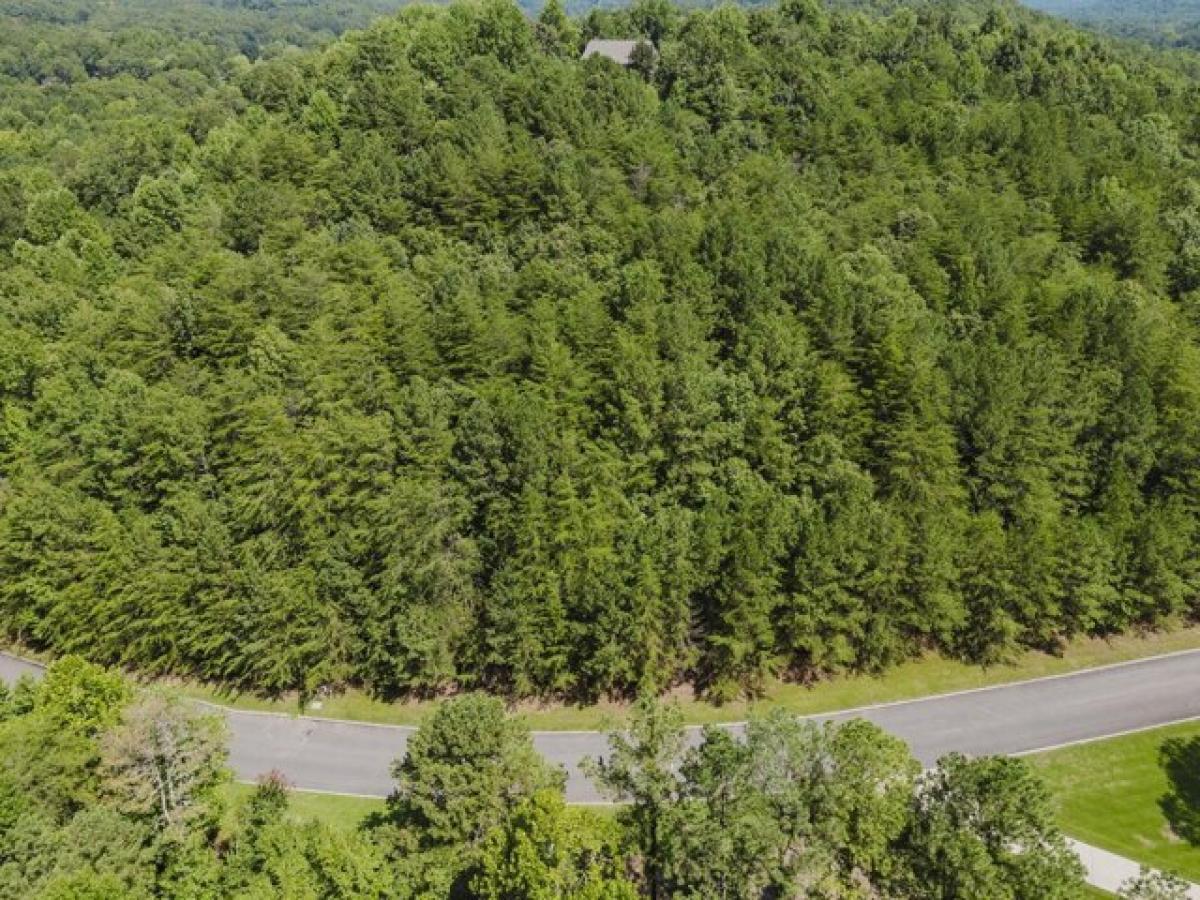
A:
[582,39,643,66]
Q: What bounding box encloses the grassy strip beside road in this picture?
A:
[217,784,620,834]
[171,627,1200,730]
[219,783,385,833]
[1030,720,1200,883]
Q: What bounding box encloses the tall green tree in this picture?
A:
[381,695,563,851]
[899,754,1087,900]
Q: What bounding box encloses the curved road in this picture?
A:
[5,650,1200,802]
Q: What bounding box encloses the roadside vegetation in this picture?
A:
[169,627,1200,729]
[1,656,1093,899]
[218,782,386,833]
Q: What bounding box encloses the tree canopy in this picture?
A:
[0,658,1095,898]
[2,0,1200,705]
[1025,0,1200,50]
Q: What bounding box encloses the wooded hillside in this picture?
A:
[2,0,1199,701]
[1024,0,1200,49]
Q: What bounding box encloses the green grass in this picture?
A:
[10,626,1200,731]
[170,626,1200,730]
[218,782,385,832]
[1029,720,1200,883]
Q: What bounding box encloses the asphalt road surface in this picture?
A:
[5,649,1200,802]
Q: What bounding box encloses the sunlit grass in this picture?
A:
[170,626,1200,730]
[218,781,385,833]
[1030,720,1200,883]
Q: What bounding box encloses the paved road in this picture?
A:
[0,653,43,683]
[10,649,1200,895]
[5,649,1200,802]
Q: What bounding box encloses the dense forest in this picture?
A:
[2,0,1200,703]
[0,657,1096,899]
[0,0,409,61]
[1024,0,1200,49]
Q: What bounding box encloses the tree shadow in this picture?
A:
[1159,735,1200,845]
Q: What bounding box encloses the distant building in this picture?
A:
[581,39,647,67]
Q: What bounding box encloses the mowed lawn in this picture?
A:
[1029,720,1200,883]
[218,783,385,833]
